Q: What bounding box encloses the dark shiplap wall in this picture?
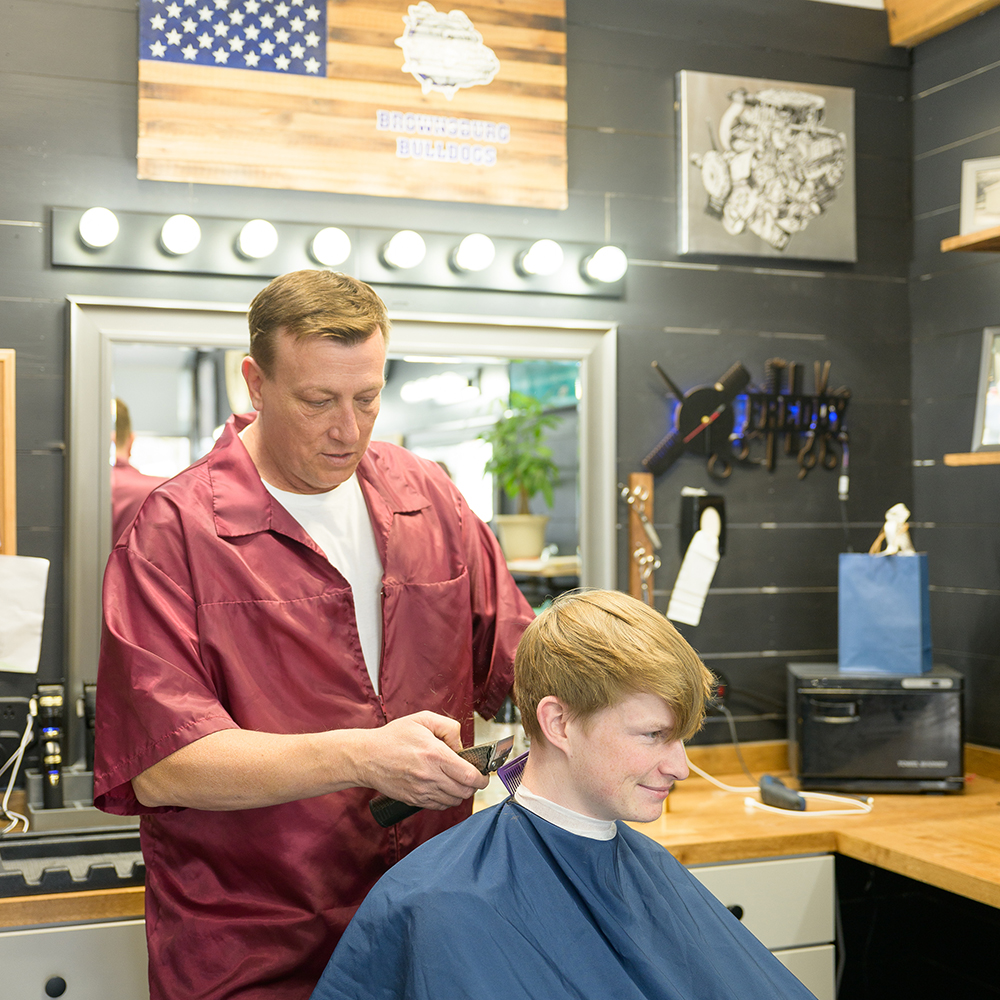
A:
[1,0,918,744]
[910,11,1000,749]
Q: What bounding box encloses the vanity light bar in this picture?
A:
[51,207,626,298]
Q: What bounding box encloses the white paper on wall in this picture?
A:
[0,554,50,674]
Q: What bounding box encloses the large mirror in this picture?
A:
[67,296,617,755]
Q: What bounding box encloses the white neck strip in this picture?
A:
[514,785,617,841]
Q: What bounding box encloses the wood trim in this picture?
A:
[686,740,790,776]
[884,0,1000,47]
[943,450,1000,465]
[0,886,145,930]
[0,349,15,554]
[940,223,1000,252]
[965,743,1000,780]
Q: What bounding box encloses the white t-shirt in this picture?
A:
[261,473,384,691]
[514,784,618,840]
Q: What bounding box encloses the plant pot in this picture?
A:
[494,514,550,560]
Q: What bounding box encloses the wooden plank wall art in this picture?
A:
[137,0,567,209]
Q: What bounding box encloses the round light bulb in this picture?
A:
[237,219,278,259]
[519,239,564,276]
[382,230,426,269]
[583,245,628,282]
[78,207,119,249]
[160,214,202,256]
[453,233,495,272]
[310,227,352,267]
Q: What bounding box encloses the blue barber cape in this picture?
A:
[310,800,817,1000]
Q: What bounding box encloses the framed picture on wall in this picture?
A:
[972,328,1000,452]
[677,70,856,262]
[959,157,1000,235]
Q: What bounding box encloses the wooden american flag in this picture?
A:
[137,0,567,209]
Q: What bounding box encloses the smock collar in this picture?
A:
[206,413,430,542]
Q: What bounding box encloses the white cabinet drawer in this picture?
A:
[688,854,835,950]
[773,943,836,1000]
[0,919,148,1000]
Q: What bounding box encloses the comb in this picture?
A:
[497,750,529,796]
[369,736,515,828]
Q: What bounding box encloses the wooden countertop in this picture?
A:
[634,741,1000,909]
[3,742,999,929]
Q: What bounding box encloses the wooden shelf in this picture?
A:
[885,0,1000,48]
[941,223,1000,253]
[943,450,1000,465]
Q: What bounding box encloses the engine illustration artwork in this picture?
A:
[690,86,849,253]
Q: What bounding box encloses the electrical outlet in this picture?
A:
[0,696,34,788]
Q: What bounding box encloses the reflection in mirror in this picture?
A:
[68,299,616,763]
[111,344,251,479]
[377,356,580,558]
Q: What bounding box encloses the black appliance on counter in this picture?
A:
[787,663,964,793]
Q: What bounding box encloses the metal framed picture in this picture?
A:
[677,70,856,261]
[972,328,1000,452]
[959,157,1000,235]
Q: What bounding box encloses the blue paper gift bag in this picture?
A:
[838,552,932,674]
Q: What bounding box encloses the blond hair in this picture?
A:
[514,589,712,742]
[247,270,390,377]
[113,398,132,450]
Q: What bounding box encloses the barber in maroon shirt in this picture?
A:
[95,270,534,1000]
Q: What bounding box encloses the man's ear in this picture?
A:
[241,355,266,412]
[535,696,572,752]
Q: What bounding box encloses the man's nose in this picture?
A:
[328,404,360,443]
[662,741,690,781]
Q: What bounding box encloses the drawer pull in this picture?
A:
[726,904,744,921]
[45,977,67,998]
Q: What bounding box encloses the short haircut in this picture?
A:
[513,589,713,743]
[113,398,132,450]
[247,270,391,377]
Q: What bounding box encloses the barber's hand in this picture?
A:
[360,712,488,810]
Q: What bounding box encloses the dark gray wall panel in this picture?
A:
[0,75,139,159]
[909,261,1000,338]
[912,397,980,457]
[5,0,138,83]
[568,0,904,67]
[922,529,1000,590]
[912,327,988,400]
[0,0,926,745]
[913,464,1000,522]
[910,4,1000,747]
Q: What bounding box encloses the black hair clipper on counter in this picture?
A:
[369,736,515,828]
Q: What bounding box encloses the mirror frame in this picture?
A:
[66,295,617,726]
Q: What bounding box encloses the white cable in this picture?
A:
[687,759,757,793]
[687,757,873,816]
[744,794,872,817]
[1,710,34,835]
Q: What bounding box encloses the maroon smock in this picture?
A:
[111,458,167,543]
[94,413,534,1000]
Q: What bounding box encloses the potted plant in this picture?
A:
[479,391,562,560]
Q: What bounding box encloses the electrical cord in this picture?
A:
[0,700,36,834]
[716,703,757,783]
[686,757,873,816]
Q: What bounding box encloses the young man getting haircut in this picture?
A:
[310,589,817,1000]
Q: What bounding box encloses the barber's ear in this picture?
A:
[241,355,265,411]
[535,696,572,751]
